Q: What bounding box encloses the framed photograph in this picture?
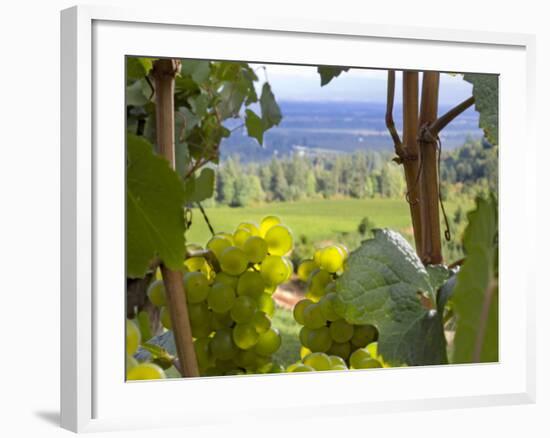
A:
[61,5,536,433]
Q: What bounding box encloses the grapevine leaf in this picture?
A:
[175,142,190,179]
[189,94,209,118]
[427,265,452,292]
[437,273,458,314]
[245,109,265,145]
[463,73,499,145]
[175,107,200,138]
[126,57,153,81]
[452,195,498,363]
[180,59,211,84]
[334,229,447,366]
[126,134,186,278]
[317,66,350,86]
[260,83,282,129]
[183,167,215,203]
[126,79,150,107]
[218,80,248,119]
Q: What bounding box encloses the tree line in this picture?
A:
[209,136,496,208]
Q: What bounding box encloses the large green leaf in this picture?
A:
[463,73,499,145]
[126,134,186,278]
[452,195,498,363]
[180,60,211,84]
[334,229,447,366]
[126,57,153,81]
[317,66,350,86]
[183,167,215,203]
[260,83,282,129]
[245,109,265,145]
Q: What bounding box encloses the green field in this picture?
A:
[187,198,415,246]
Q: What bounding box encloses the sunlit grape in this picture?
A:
[328,355,347,368]
[327,341,351,361]
[243,236,268,264]
[256,293,275,317]
[194,337,214,369]
[232,322,260,349]
[300,346,312,359]
[235,349,258,369]
[303,352,331,371]
[260,255,289,286]
[146,279,166,307]
[184,256,212,279]
[251,311,271,333]
[319,246,345,273]
[254,328,281,356]
[233,228,252,248]
[126,354,138,371]
[126,320,141,356]
[306,269,332,301]
[265,225,293,256]
[211,310,233,330]
[231,296,257,323]
[354,358,382,369]
[188,302,210,327]
[207,282,235,313]
[351,324,378,348]
[293,298,313,325]
[183,271,209,303]
[319,293,341,322]
[291,364,315,372]
[259,215,281,236]
[297,259,318,282]
[299,326,312,348]
[237,270,265,298]
[207,235,233,260]
[349,348,371,369]
[219,246,248,276]
[213,272,239,289]
[237,222,261,236]
[127,363,166,380]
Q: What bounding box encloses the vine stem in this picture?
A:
[152,59,199,378]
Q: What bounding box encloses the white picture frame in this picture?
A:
[60,4,536,433]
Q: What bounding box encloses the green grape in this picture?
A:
[299,326,312,348]
[307,327,332,352]
[254,328,281,356]
[207,283,236,313]
[183,271,209,304]
[213,272,239,289]
[231,296,257,323]
[184,256,213,279]
[233,323,260,350]
[188,302,210,327]
[329,319,354,343]
[327,341,351,361]
[260,255,289,286]
[217,232,234,244]
[136,310,152,343]
[211,310,233,329]
[127,363,166,380]
[126,320,141,355]
[286,362,300,372]
[328,355,347,368]
[349,348,371,369]
[237,222,261,236]
[300,345,312,359]
[332,365,347,371]
[354,358,382,369]
[252,311,271,333]
[313,248,323,266]
[270,364,285,374]
[319,245,345,273]
[243,236,268,264]
[191,315,212,338]
[146,279,166,307]
[235,349,258,369]
[259,215,281,237]
[319,293,341,322]
[293,298,313,325]
[297,259,318,282]
[264,225,293,256]
[160,306,172,330]
[302,303,326,329]
[210,328,238,360]
[194,337,214,369]
[291,364,315,372]
[237,270,265,298]
[366,342,379,358]
[233,228,252,249]
[303,352,331,371]
[256,293,275,317]
[126,354,138,371]
[207,235,233,260]
[334,243,349,260]
[219,246,249,276]
[351,324,378,348]
[306,269,333,301]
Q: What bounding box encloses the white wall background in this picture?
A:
[0,1,546,437]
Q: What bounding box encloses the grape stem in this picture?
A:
[196,201,216,236]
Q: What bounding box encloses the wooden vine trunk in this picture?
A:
[152,59,199,377]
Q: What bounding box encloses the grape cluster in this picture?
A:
[125,319,167,380]
[292,244,382,369]
[148,216,294,376]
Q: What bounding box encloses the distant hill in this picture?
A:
[220,100,483,162]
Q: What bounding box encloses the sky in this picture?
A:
[252,63,474,106]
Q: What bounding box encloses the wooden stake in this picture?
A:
[418,71,442,264]
[152,59,199,377]
[401,71,423,256]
